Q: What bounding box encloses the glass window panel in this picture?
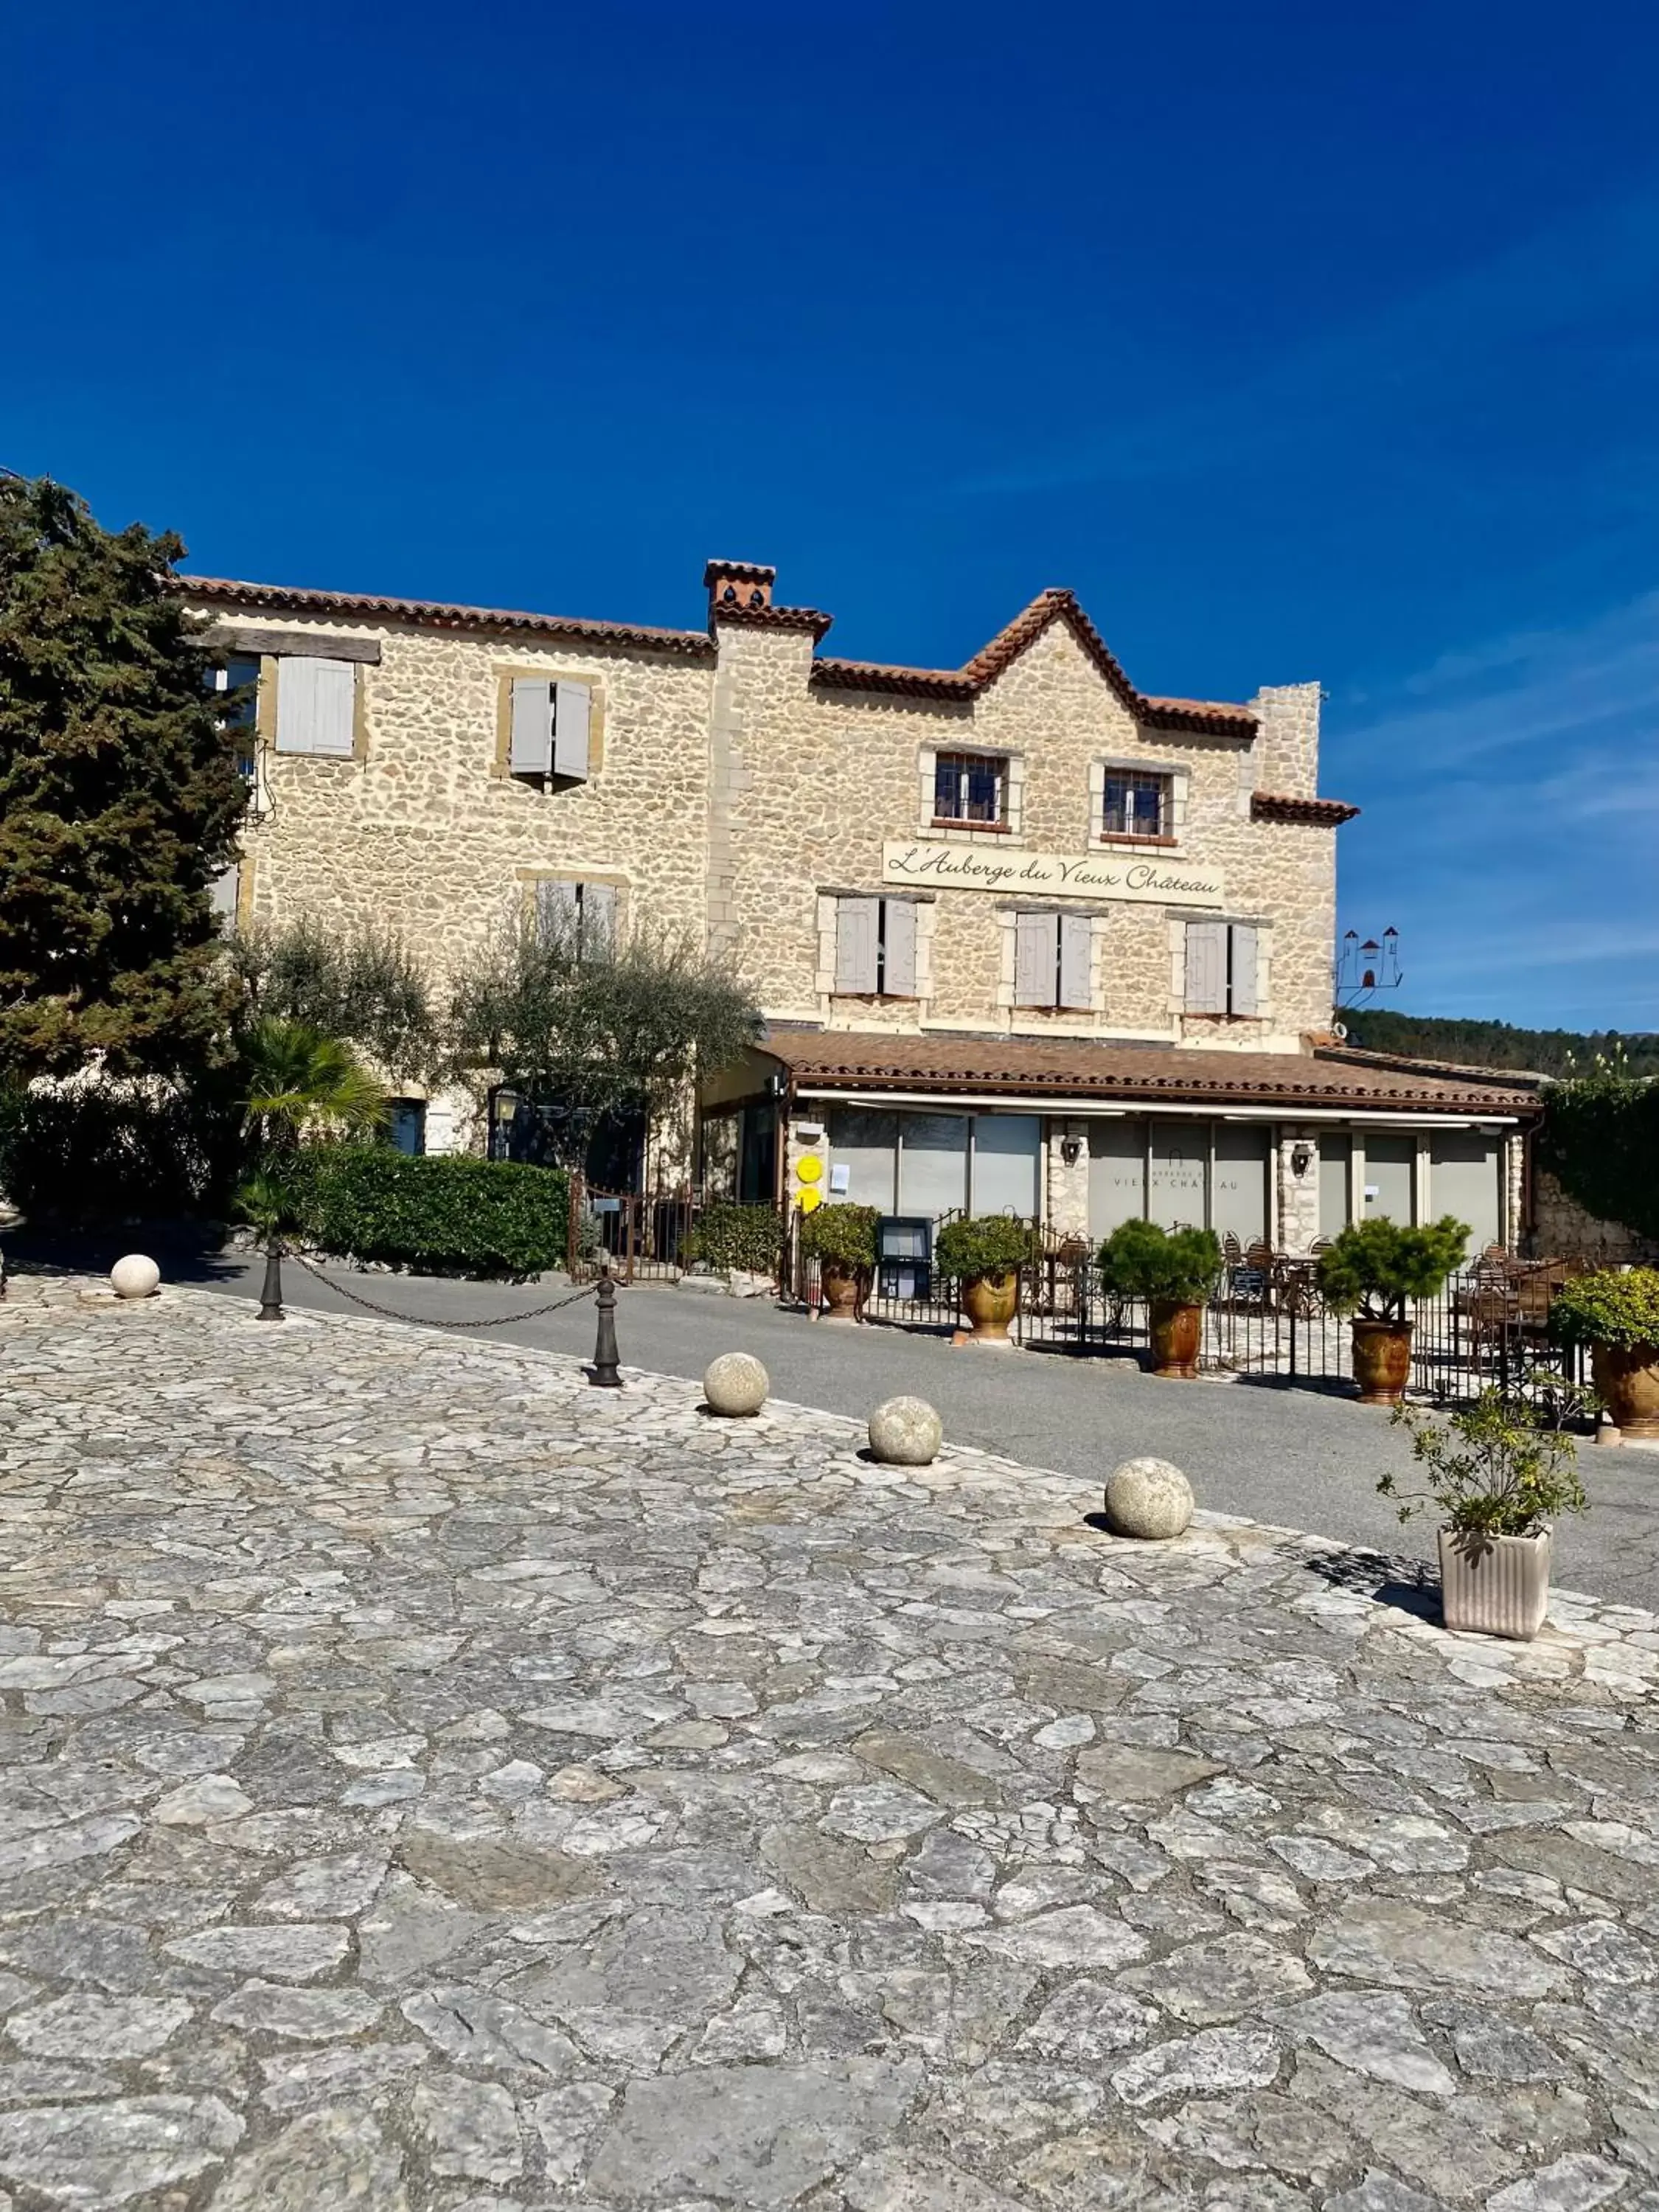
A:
[1088,1118,1147,1241]
[1149,1123,1207,1230]
[1363,1134,1415,1225]
[1430,1133,1500,1253]
[1211,1124,1270,1245]
[897,1112,970,1217]
[970,1114,1040,1218]
[1318,1133,1352,1241]
[828,1107,898,1212]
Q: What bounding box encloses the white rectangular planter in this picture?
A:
[1438,1526,1551,1641]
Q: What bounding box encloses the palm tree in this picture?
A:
[237,1017,385,1319]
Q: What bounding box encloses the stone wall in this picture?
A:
[1529,1168,1659,1267]
[711,622,1335,1052]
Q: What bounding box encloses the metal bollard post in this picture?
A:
[257,1236,285,1323]
[588,1265,622,1387]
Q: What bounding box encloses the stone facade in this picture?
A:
[1529,1166,1659,1266]
[187,563,1534,1253]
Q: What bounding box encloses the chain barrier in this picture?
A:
[288,1249,599,1332]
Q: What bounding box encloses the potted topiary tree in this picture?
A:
[1379,1375,1591,1639]
[800,1203,880,1324]
[1316,1216,1470,1405]
[1551,1267,1659,1439]
[933,1214,1041,1346]
[1096,1220,1222,1379]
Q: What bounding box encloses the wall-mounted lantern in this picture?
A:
[1290,1141,1312,1178]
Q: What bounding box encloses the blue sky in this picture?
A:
[6,2,1657,1029]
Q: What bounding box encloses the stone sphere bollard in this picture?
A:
[703,1352,769,1417]
[868,1396,943,1466]
[1103,1455,1194,1540]
[110,1254,161,1301]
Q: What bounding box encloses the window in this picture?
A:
[1185,920,1259,1017]
[1102,769,1170,840]
[835,895,917,997]
[933,751,1006,826]
[510,678,593,782]
[206,655,260,782]
[209,863,241,923]
[275,655,356,757]
[535,879,617,961]
[388,1101,427,1156]
[1014,910,1092,1011]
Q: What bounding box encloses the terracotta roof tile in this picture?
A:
[1252,791,1360,826]
[759,1028,1537,1116]
[710,600,836,642]
[176,576,715,657]
[814,588,1258,735]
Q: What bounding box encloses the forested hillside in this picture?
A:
[1340,1010,1659,1079]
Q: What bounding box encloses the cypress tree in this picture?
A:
[0,473,246,1079]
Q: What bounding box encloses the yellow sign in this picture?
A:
[799,1187,823,1213]
[796,1155,822,1183]
[883,839,1224,908]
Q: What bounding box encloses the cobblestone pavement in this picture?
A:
[2,1283,1659,2212]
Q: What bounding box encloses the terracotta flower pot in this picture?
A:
[1439,1526,1551,1641]
[1149,1299,1203,1379]
[1352,1318,1413,1405]
[961,1270,1019,1343]
[1590,1342,1659,1439]
[819,1262,862,1324]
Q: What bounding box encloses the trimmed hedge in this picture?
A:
[293,1147,570,1279]
[688,1201,782,1278]
[0,1083,240,1225]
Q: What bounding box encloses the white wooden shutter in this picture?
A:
[209,863,240,922]
[881,898,917,997]
[276,656,355,756]
[1015,911,1057,1006]
[1229,925,1259,1017]
[835,897,880,993]
[552,681,592,780]
[1184,919,1228,1013]
[536,878,580,946]
[580,881,618,958]
[510,680,554,774]
[1059,913,1093,1010]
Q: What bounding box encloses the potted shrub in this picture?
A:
[1316,1216,1470,1406]
[1096,1220,1222,1379]
[801,1203,879,1323]
[1552,1267,1659,1439]
[934,1214,1040,1346]
[1379,1376,1591,1639]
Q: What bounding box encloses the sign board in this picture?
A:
[882,841,1225,907]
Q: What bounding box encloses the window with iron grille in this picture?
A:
[1102,769,1170,838]
[933,751,1006,826]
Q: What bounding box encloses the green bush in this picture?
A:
[800,1202,880,1271]
[1096,1219,1222,1307]
[689,1201,782,1278]
[1551,1267,1659,1350]
[1539,1062,1659,1242]
[933,1214,1041,1281]
[1380,1376,1593,1540]
[293,1147,570,1279]
[1315,1216,1470,1324]
[0,1082,240,1224]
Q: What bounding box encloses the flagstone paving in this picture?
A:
[1,1281,1658,2211]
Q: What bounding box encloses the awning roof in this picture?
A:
[757,1028,1537,1119]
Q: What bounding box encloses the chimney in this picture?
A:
[704,560,776,620]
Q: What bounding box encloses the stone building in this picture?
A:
[186,558,1537,1250]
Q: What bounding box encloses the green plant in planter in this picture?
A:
[1316,1216,1470,1323]
[800,1203,880,1272]
[933,1214,1042,1281]
[1096,1219,1222,1307]
[1551,1267,1659,1349]
[1379,1373,1592,1542]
